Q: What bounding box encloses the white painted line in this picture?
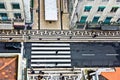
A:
[31,51,56,54]
[31,64,56,67]
[32,47,70,50]
[106,54,119,56]
[28,70,78,74]
[82,54,95,56]
[32,43,70,46]
[31,63,71,67]
[31,59,71,62]
[31,55,71,58]
[58,51,71,54]
[57,64,71,66]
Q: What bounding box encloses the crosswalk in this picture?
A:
[31,43,71,68]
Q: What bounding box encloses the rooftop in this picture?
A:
[101,67,120,80]
[0,56,18,80]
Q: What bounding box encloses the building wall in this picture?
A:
[0,53,22,80]
[23,0,31,23]
[70,0,120,28]
[0,0,31,29]
[0,0,25,19]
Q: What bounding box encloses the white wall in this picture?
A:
[23,0,31,23]
[0,0,25,19]
[70,0,120,27]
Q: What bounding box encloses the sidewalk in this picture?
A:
[62,14,70,30]
[32,0,38,29]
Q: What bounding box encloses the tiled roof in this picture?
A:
[101,67,120,80]
[0,57,18,80]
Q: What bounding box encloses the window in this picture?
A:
[84,6,92,12]
[117,18,120,22]
[12,3,20,9]
[14,13,21,19]
[0,3,5,9]
[97,6,105,12]
[0,13,8,20]
[92,16,100,23]
[103,17,112,24]
[80,16,88,23]
[110,7,119,12]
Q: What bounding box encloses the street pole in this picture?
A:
[38,0,40,30]
[21,42,24,58]
[60,0,63,30]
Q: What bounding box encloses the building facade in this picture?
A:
[69,0,120,30]
[0,0,31,29]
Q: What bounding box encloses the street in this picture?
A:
[23,42,120,68]
[71,42,120,67]
[0,42,119,68]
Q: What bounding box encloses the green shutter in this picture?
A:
[12,3,20,9]
[103,17,112,24]
[0,3,5,9]
[92,16,100,23]
[80,16,87,23]
[0,13,8,20]
[98,6,105,11]
[84,6,92,11]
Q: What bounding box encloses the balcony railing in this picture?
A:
[13,18,25,26]
[13,18,24,22]
[0,19,12,24]
[76,21,120,30]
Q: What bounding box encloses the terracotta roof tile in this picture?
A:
[0,57,18,80]
[101,67,120,80]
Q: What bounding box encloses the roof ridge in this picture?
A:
[0,57,17,71]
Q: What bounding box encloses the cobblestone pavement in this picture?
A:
[0,30,120,42]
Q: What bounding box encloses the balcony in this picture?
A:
[13,18,25,29]
[75,21,120,30]
[0,18,13,29]
[0,18,12,24]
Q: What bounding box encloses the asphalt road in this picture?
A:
[71,42,120,67]
[24,42,31,68]
[0,42,31,68]
[0,42,20,53]
[24,42,120,68]
[1,42,119,68]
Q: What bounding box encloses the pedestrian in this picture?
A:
[60,73,64,80]
[92,34,98,38]
[30,68,35,74]
[30,68,35,79]
[38,75,43,80]
[39,70,44,74]
[39,70,42,74]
